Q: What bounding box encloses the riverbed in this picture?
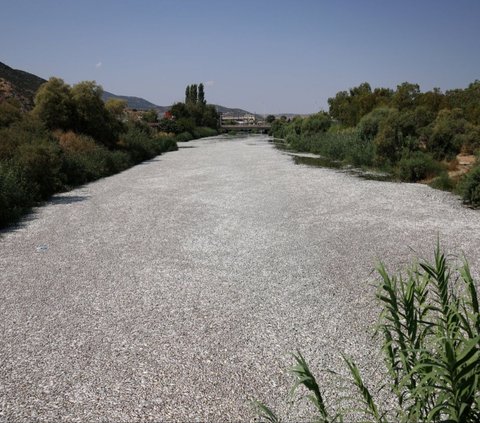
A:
[1,134,479,420]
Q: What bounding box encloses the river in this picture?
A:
[1,134,479,420]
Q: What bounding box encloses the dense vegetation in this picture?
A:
[157,83,219,140]
[0,78,178,228]
[270,81,480,207]
[256,246,480,422]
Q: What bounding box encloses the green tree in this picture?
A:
[189,84,198,104]
[374,110,419,163]
[265,115,276,123]
[428,108,469,159]
[328,83,375,127]
[301,113,331,135]
[104,98,127,119]
[33,77,76,130]
[418,87,445,115]
[0,98,22,128]
[392,82,420,111]
[142,109,158,123]
[71,81,121,147]
[185,85,190,103]
[357,107,396,141]
[198,83,206,105]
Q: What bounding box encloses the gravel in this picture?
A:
[1,134,479,421]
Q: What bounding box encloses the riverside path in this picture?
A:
[1,134,480,421]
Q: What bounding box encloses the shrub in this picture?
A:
[118,126,158,162]
[55,131,98,153]
[256,246,480,422]
[346,135,376,167]
[14,139,64,200]
[0,162,33,227]
[193,127,218,138]
[459,164,480,207]
[397,151,443,182]
[429,171,455,191]
[175,131,194,142]
[0,98,22,128]
[357,107,396,141]
[155,134,178,152]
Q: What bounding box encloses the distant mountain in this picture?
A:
[102,91,170,112]
[0,61,293,117]
[101,92,258,116]
[211,104,253,116]
[0,61,46,109]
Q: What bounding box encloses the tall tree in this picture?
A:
[189,84,198,104]
[198,83,206,105]
[185,85,190,104]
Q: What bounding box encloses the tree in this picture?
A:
[301,113,331,135]
[185,85,191,103]
[189,84,198,104]
[266,115,276,123]
[33,77,76,131]
[357,107,396,140]
[71,81,120,147]
[142,109,158,123]
[0,98,22,128]
[328,82,378,127]
[428,108,469,159]
[198,83,206,105]
[392,82,420,111]
[104,98,127,118]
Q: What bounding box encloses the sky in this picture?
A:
[1,0,480,114]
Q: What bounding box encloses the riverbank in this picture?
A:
[270,133,479,207]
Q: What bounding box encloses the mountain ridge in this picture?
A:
[0,61,297,116]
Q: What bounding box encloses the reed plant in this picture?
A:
[255,246,480,422]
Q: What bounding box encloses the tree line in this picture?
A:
[0,78,178,227]
[269,80,480,207]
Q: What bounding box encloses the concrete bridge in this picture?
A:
[221,123,271,132]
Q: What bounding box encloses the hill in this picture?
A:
[0,61,46,109]
[211,104,252,116]
[0,61,283,116]
[102,91,170,112]
[101,93,256,116]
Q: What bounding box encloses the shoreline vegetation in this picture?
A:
[0,80,219,228]
[256,246,480,422]
[268,81,480,208]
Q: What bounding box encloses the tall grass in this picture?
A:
[255,245,480,422]
[286,130,376,168]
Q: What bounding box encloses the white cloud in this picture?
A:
[205,80,215,87]
[95,61,102,68]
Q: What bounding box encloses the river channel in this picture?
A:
[1,134,479,420]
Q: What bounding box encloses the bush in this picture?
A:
[155,134,178,152]
[0,162,33,227]
[459,164,480,207]
[357,107,396,141]
[346,135,376,167]
[429,171,455,191]
[175,131,194,142]
[118,126,158,162]
[397,151,443,182]
[193,127,218,138]
[14,139,64,200]
[256,246,480,422]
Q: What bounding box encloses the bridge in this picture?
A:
[221,123,271,132]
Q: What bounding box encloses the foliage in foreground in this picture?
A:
[255,246,480,422]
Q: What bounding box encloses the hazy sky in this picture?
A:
[1,0,479,114]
